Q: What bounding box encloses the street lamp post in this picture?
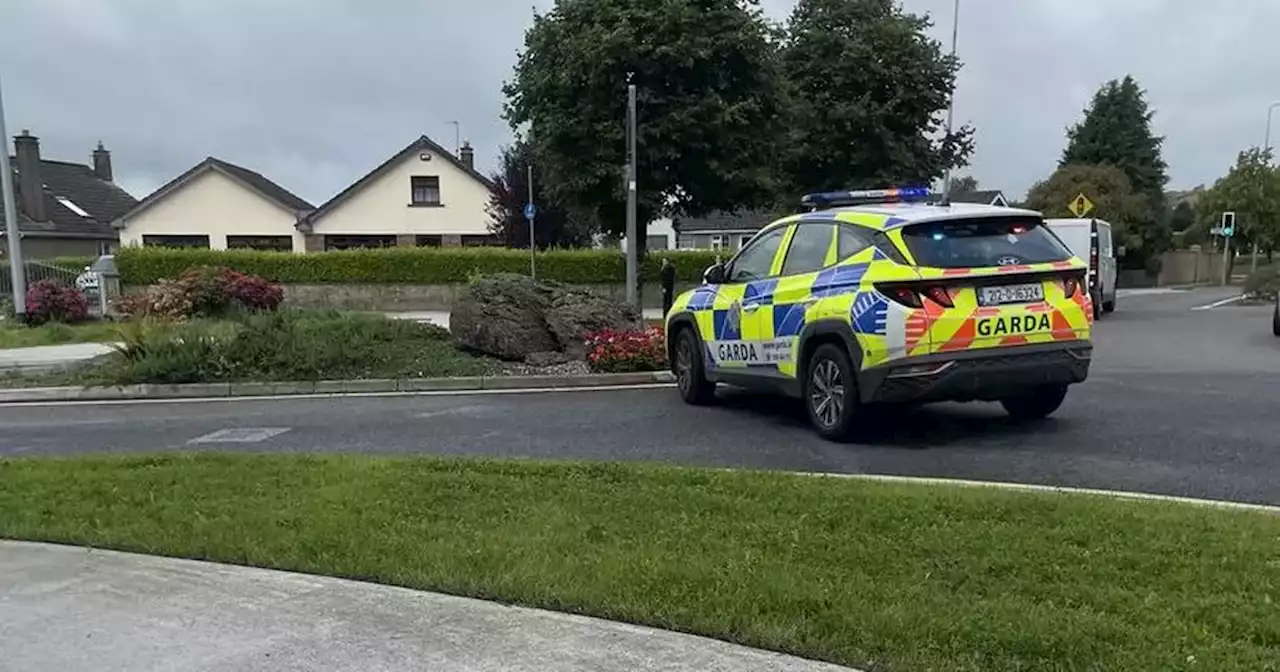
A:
[940,0,960,202]
[0,76,26,318]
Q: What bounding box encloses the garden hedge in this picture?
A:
[116,247,725,285]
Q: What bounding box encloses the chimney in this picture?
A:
[93,141,113,182]
[14,130,46,222]
[459,140,474,171]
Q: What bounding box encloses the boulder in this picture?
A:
[450,274,557,360]
[525,351,571,367]
[545,286,642,359]
[450,273,642,361]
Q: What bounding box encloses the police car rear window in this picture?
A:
[900,217,1073,268]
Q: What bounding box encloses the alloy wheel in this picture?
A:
[809,358,845,428]
[676,334,694,394]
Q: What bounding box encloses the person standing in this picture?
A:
[660,257,677,317]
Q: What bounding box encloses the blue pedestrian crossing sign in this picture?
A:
[524,203,537,220]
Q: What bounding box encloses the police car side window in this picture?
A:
[838,224,874,259]
[727,227,786,283]
[782,223,834,276]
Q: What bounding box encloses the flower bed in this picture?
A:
[584,326,667,373]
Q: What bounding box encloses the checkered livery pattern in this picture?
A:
[667,209,1092,379]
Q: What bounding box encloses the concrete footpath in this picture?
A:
[0,341,116,373]
[0,541,855,672]
[389,309,664,330]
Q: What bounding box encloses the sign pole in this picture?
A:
[1221,211,1236,286]
[525,165,536,280]
[0,76,26,318]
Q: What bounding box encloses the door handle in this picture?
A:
[742,303,763,312]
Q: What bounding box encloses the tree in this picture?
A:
[487,140,596,249]
[778,0,973,196]
[1169,200,1200,246]
[1024,163,1148,254]
[949,175,979,194]
[503,0,785,256]
[1061,76,1170,258]
[1194,147,1280,265]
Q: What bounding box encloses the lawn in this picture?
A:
[1,454,1276,671]
[0,320,123,349]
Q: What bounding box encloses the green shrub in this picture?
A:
[1243,266,1280,301]
[116,247,722,285]
[101,310,483,384]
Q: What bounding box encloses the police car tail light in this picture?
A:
[921,285,954,308]
[879,284,924,308]
[1060,274,1081,299]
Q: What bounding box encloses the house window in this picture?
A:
[461,234,498,247]
[676,235,695,250]
[410,176,441,206]
[415,235,443,247]
[710,235,725,251]
[324,235,396,251]
[142,235,210,249]
[227,235,293,252]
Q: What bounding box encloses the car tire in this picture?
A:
[1000,384,1069,420]
[673,326,716,405]
[1102,295,1116,313]
[804,343,860,441]
[1272,300,1280,337]
[1091,290,1103,320]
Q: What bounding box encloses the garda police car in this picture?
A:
[665,187,1093,441]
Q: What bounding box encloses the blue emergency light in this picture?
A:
[800,186,934,210]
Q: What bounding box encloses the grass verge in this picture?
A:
[1,454,1276,671]
[0,320,123,349]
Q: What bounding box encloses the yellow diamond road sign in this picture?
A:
[1068,193,1094,218]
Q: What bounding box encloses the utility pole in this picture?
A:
[625,82,638,308]
[1256,102,1280,272]
[939,0,960,202]
[527,163,536,279]
[0,76,25,318]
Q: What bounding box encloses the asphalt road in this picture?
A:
[4,286,1280,505]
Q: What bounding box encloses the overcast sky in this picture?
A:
[2,0,1277,207]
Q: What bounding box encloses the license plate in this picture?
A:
[978,283,1044,306]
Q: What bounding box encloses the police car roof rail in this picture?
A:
[800,186,935,211]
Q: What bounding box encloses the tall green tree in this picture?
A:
[1024,163,1148,254]
[487,139,596,249]
[1061,76,1170,260]
[1194,147,1280,261]
[779,0,972,196]
[503,0,784,255]
[949,175,980,194]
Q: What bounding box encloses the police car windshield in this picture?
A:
[900,216,1073,268]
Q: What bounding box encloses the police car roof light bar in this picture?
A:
[800,186,934,210]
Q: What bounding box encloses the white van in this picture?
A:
[1044,218,1118,318]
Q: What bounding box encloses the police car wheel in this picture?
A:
[804,343,858,441]
[674,327,715,405]
[999,384,1068,421]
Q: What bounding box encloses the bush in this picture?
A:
[101,310,484,384]
[24,279,89,325]
[116,246,723,286]
[584,327,667,373]
[1243,267,1280,301]
[115,267,282,319]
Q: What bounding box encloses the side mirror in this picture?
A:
[703,263,726,285]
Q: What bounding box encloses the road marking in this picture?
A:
[1115,288,1182,297]
[791,472,1280,514]
[189,427,291,444]
[1190,295,1246,311]
[0,383,676,409]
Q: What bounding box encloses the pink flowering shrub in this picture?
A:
[583,326,667,373]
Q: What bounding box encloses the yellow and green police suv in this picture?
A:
[665,187,1093,441]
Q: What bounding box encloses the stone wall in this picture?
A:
[279,282,700,312]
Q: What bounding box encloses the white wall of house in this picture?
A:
[117,170,305,252]
[620,217,677,252]
[308,152,491,236]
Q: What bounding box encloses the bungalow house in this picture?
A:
[673,210,783,251]
[114,134,496,253]
[114,157,313,251]
[1,130,138,258]
[950,189,1010,207]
